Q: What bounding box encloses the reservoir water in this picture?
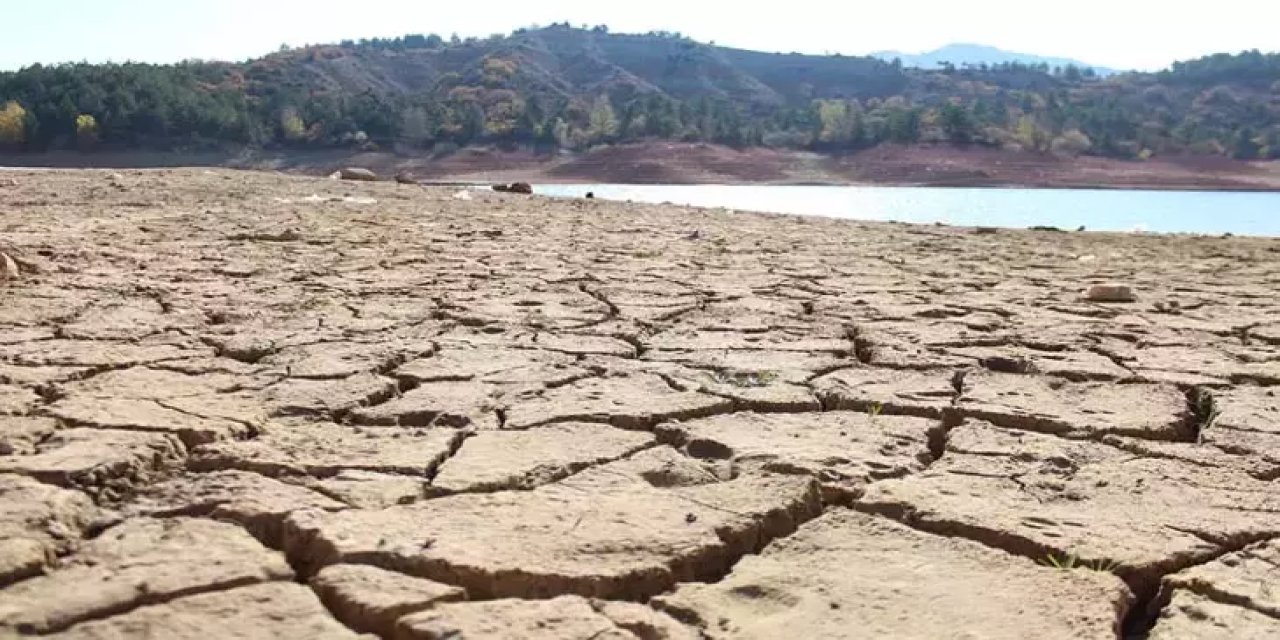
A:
[538,184,1280,236]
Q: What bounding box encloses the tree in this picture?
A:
[884,107,920,143]
[586,95,618,143]
[399,107,433,147]
[1232,127,1260,159]
[279,107,306,142]
[939,103,974,144]
[75,114,99,149]
[552,118,572,149]
[0,101,27,145]
[1016,115,1050,152]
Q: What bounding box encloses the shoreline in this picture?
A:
[3,142,1280,193]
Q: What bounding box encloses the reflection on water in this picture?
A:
[539,184,1280,236]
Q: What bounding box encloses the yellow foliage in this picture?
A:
[75,114,98,136]
[483,57,518,81]
[0,101,27,145]
[280,108,306,141]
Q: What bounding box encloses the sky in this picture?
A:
[4,0,1278,72]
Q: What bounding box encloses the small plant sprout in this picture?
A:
[1040,553,1121,573]
[866,402,884,419]
[1041,553,1080,570]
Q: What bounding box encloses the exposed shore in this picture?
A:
[1,168,1279,639]
[5,142,1280,191]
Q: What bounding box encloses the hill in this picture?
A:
[0,26,1278,164]
[870,43,1117,76]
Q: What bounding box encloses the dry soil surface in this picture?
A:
[1,168,1279,639]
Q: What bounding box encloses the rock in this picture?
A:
[337,167,378,182]
[43,582,364,640]
[653,510,1131,639]
[394,172,417,185]
[396,596,698,640]
[310,564,464,637]
[492,182,533,195]
[283,469,821,599]
[0,252,18,282]
[1084,283,1137,302]
[0,517,293,634]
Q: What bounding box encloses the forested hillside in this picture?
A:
[1,25,1278,160]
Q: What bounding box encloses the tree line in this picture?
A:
[2,36,1278,161]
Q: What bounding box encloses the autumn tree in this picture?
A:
[586,95,618,143]
[1016,115,1051,152]
[815,99,863,148]
[75,114,99,149]
[0,101,27,146]
[279,107,306,142]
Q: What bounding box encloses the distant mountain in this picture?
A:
[871,43,1118,76]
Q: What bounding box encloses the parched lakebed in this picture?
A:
[1,169,1278,639]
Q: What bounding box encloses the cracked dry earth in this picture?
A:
[1,169,1278,640]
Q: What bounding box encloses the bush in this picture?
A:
[1050,130,1093,156]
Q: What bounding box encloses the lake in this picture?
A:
[537,184,1280,236]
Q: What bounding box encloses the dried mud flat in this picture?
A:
[1,168,1279,639]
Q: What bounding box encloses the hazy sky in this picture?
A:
[4,0,1278,72]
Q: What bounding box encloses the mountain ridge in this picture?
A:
[870,43,1117,75]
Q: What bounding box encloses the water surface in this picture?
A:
[539,184,1280,236]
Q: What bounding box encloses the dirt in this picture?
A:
[0,167,1278,638]
[7,142,1280,190]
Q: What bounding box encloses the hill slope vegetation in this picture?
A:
[1,25,1278,161]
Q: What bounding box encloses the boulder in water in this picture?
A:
[492,182,533,195]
